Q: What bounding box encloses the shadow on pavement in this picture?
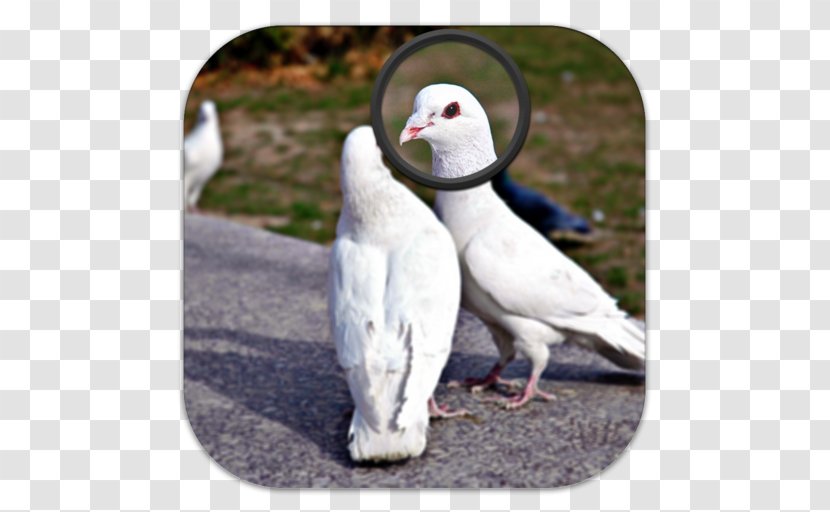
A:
[184,327,355,468]
[183,326,644,472]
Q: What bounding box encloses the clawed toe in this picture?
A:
[501,398,527,410]
[431,406,471,419]
[467,377,520,395]
[535,388,557,402]
[428,397,470,419]
[480,379,556,410]
[470,383,489,394]
[497,378,523,390]
[448,377,484,389]
[481,393,528,409]
[445,366,553,410]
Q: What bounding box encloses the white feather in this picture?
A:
[405,84,645,382]
[328,126,461,462]
[183,100,223,209]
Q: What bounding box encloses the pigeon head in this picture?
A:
[341,126,385,174]
[197,100,218,124]
[400,84,497,179]
[399,84,491,150]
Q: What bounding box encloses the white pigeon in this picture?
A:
[328,126,465,462]
[400,84,645,409]
[183,100,223,212]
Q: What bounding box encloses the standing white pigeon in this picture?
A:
[329,126,465,462]
[400,84,645,409]
[183,100,223,213]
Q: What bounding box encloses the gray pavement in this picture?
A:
[184,215,645,488]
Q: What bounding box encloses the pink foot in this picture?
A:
[428,397,469,419]
[448,363,515,394]
[483,375,556,410]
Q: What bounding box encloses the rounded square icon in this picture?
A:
[183,26,645,488]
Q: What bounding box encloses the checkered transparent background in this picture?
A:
[1,0,828,509]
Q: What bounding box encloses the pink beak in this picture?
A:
[399,126,424,145]
[399,117,433,145]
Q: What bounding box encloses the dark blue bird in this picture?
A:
[492,168,593,243]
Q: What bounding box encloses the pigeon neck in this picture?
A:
[340,165,397,222]
[431,131,504,211]
[432,148,496,182]
[430,130,498,180]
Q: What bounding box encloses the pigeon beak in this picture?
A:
[399,116,433,146]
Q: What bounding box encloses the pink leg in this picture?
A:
[484,373,556,410]
[447,363,520,394]
[428,397,470,419]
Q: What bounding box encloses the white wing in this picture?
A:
[328,236,388,432]
[462,207,644,364]
[384,225,460,429]
[329,225,460,432]
[463,211,613,320]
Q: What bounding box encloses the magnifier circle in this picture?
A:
[371,29,532,191]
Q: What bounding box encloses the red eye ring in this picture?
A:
[442,101,461,119]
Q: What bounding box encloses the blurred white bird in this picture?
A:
[329,126,464,462]
[183,100,223,213]
[400,84,645,409]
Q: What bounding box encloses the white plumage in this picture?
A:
[401,84,645,409]
[183,100,223,212]
[328,126,462,462]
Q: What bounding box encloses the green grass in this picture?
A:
[606,266,629,288]
[214,84,373,115]
[290,200,324,221]
[617,290,644,316]
[295,127,347,146]
[470,27,637,106]
[527,133,549,149]
[187,26,646,317]
[266,218,335,244]
[199,171,284,216]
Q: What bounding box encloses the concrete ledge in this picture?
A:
[184,215,645,488]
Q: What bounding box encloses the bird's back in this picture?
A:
[330,219,459,461]
[330,138,461,461]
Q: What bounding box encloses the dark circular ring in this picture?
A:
[370,29,531,191]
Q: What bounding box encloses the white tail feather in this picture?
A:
[348,407,428,462]
[565,317,646,371]
[347,328,431,462]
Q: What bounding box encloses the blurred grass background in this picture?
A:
[184,27,646,316]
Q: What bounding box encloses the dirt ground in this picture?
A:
[184,27,646,316]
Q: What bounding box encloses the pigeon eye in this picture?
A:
[442,102,460,119]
